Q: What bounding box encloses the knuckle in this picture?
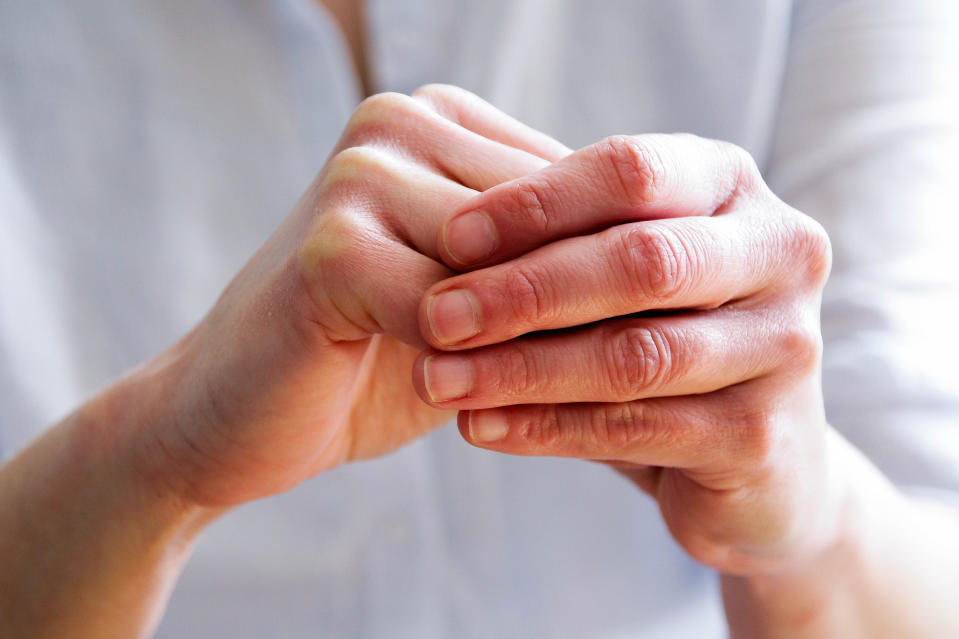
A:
[779,311,823,374]
[411,83,470,105]
[615,225,693,302]
[600,134,672,207]
[803,219,833,286]
[496,346,540,398]
[716,139,762,192]
[593,402,662,451]
[355,91,417,119]
[605,324,676,395]
[501,263,554,328]
[515,405,564,450]
[779,213,833,288]
[297,207,364,276]
[411,83,452,97]
[344,91,423,141]
[721,389,780,465]
[324,145,393,186]
[296,207,383,340]
[737,406,779,465]
[503,179,552,233]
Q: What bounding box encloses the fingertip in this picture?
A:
[410,349,433,404]
[422,288,483,347]
[456,410,472,439]
[441,210,499,267]
[461,408,511,446]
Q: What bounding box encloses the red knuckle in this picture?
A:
[605,325,676,396]
[779,312,823,374]
[515,405,564,450]
[600,134,671,208]
[775,212,832,289]
[732,400,780,466]
[692,388,781,473]
[802,219,833,287]
[497,347,539,398]
[594,402,661,451]
[616,225,692,302]
[500,263,554,329]
[503,179,552,234]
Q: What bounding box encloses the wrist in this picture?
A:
[720,430,896,638]
[74,342,224,535]
[0,353,221,638]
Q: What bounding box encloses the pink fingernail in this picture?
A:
[444,211,499,265]
[469,409,510,443]
[427,289,482,345]
[424,355,474,402]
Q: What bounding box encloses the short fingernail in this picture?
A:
[427,289,481,345]
[444,211,499,265]
[424,355,474,402]
[469,409,510,443]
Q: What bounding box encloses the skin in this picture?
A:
[412,133,959,636]
[0,7,957,636]
[0,85,570,638]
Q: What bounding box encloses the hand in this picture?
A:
[123,85,570,507]
[412,133,839,575]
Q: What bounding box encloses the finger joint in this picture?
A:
[600,135,671,208]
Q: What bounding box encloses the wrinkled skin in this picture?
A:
[411,132,838,576]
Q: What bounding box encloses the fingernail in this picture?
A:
[424,355,474,402]
[469,409,510,443]
[444,211,499,265]
[427,289,481,345]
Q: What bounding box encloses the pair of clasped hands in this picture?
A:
[143,85,837,577]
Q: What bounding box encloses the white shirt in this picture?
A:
[1,1,957,637]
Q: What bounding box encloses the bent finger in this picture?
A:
[412,308,794,408]
[411,84,571,162]
[336,92,551,191]
[315,145,476,260]
[420,209,829,350]
[456,384,777,472]
[436,133,759,267]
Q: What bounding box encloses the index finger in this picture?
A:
[411,84,571,162]
[436,134,759,268]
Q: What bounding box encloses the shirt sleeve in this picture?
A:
[764,0,959,497]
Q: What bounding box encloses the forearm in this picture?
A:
[722,431,959,638]
[0,363,218,639]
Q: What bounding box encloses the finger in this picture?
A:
[300,206,453,348]
[411,308,798,408]
[355,244,451,349]
[316,145,476,260]
[420,210,830,349]
[301,150,475,346]
[336,92,551,191]
[411,84,572,162]
[454,384,774,472]
[435,133,759,268]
